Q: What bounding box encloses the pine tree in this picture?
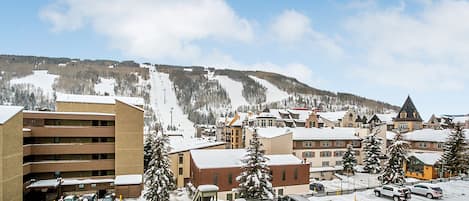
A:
[342,144,357,175]
[441,124,467,176]
[381,133,409,185]
[143,133,153,172]
[237,129,274,200]
[363,126,383,174]
[144,131,176,201]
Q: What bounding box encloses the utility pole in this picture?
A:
[170,107,174,130]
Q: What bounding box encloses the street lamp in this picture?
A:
[170,107,174,130]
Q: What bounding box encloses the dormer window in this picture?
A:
[400,112,407,118]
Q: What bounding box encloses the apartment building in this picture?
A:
[0,106,24,201]
[1,93,145,201]
[190,149,310,200]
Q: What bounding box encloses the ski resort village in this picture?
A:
[1,1,469,201]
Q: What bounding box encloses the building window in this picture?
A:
[320,151,332,157]
[419,142,427,148]
[294,168,298,180]
[437,143,444,149]
[228,173,233,184]
[334,151,345,157]
[302,151,314,158]
[282,169,286,181]
[91,183,96,188]
[54,137,60,143]
[178,154,184,164]
[78,184,85,189]
[320,141,331,147]
[336,161,343,166]
[226,193,233,201]
[322,161,330,167]
[303,141,313,148]
[278,189,284,196]
[178,168,183,175]
[352,141,361,147]
[213,174,218,185]
[269,120,273,126]
[335,141,345,147]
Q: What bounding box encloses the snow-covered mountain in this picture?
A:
[0,55,399,137]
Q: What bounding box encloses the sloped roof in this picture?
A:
[409,152,441,165]
[394,96,423,122]
[0,105,23,125]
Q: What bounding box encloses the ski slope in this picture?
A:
[94,77,116,95]
[150,69,195,138]
[214,75,249,110]
[249,75,289,103]
[10,70,58,97]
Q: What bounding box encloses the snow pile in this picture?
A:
[249,75,289,103]
[9,70,58,96]
[150,70,195,138]
[94,77,116,95]
[214,75,249,109]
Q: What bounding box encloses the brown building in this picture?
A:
[0,106,24,201]
[394,96,423,133]
[1,94,145,201]
[190,149,310,201]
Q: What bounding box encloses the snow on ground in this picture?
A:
[150,69,195,138]
[214,75,249,110]
[318,173,383,192]
[249,75,289,103]
[94,77,116,95]
[9,70,58,97]
[309,179,469,201]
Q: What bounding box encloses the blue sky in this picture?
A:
[1,0,468,119]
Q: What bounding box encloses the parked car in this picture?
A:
[63,195,79,201]
[410,183,443,199]
[374,185,412,201]
[80,193,97,201]
[309,182,324,192]
[102,193,116,201]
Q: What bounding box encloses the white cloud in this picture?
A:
[345,0,469,91]
[40,0,253,61]
[270,10,343,57]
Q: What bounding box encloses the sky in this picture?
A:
[0,0,468,119]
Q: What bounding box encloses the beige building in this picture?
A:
[245,127,293,155]
[394,96,423,133]
[0,93,145,200]
[0,106,24,201]
[167,137,225,188]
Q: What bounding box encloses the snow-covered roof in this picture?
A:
[317,111,347,122]
[310,166,343,173]
[257,112,276,118]
[190,149,302,169]
[168,136,225,154]
[254,127,293,139]
[452,115,469,124]
[114,174,142,185]
[24,110,115,116]
[402,129,452,142]
[27,178,114,188]
[197,184,219,192]
[56,93,144,106]
[0,105,23,125]
[292,127,360,141]
[409,152,441,165]
[386,131,397,140]
[288,109,312,120]
[375,113,397,124]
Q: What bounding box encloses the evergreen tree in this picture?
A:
[342,144,357,175]
[144,131,175,201]
[381,133,409,185]
[441,124,467,176]
[237,129,274,200]
[363,126,383,174]
[143,133,153,172]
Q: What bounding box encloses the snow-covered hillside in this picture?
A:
[249,75,289,103]
[94,77,116,95]
[9,70,58,97]
[214,75,249,110]
[150,68,195,138]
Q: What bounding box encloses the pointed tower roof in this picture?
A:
[395,96,423,122]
